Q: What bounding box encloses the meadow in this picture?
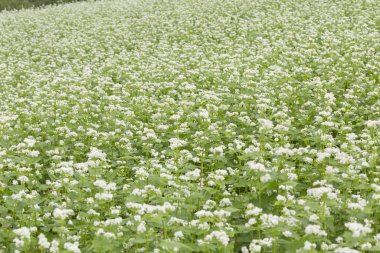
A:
[0,0,379,252]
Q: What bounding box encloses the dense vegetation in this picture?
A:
[0,0,83,11]
[0,0,379,252]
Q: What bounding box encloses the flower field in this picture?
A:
[0,0,380,252]
[0,0,83,12]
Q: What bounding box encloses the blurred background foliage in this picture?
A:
[0,0,85,11]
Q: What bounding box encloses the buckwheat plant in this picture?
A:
[0,0,379,252]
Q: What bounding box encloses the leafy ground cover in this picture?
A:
[0,0,379,252]
[0,0,84,11]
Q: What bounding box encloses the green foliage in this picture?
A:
[0,0,84,11]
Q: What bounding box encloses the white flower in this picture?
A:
[169,138,187,149]
[245,204,262,217]
[247,161,266,172]
[258,118,274,131]
[305,224,327,236]
[50,240,59,253]
[303,241,316,250]
[13,227,31,239]
[95,192,113,200]
[87,147,107,161]
[104,232,116,239]
[210,145,226,155]
[93,179,116,191]
[137,221,146,233]
[260,174,271,183]
[219,198,232,207]
[249,243,261,252]
[64,242,81,253]
[17,176,29,183]
[366,120,380,128]
[324,93,336,101]
[345,221,372,237]
[53,208,75,220]
[181,169,201,181]
[24,137,36,147]
[375,233,380,245]
[241,246,249,253]
[38,234,51,249]
[361,243,372,250]
[13,238,25,248]
[198,109,209,119]
[245,218,257,227]
[204,230,229,246]
[260,214,280,228]
[195,210,213,218]
[174,231,184,240]
[307,186,338,200]
[29,150,40,157]
[309,214,319,222]
[347,202,366,210]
